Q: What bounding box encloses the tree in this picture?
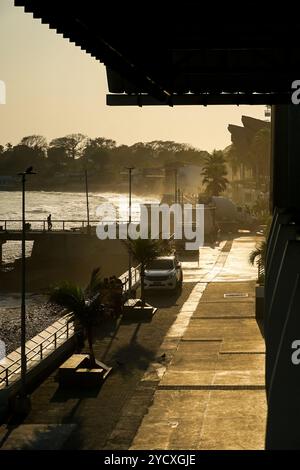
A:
[249,240,267,267]
[49,268,103,366]
[82,137,116,169]
[47,146,68,165]
[50,133,87,159]
[248,219,271,284]
[249,240,267,285]
[0,144,46,173]
[125,238,164,305]
[20,135,47,150]
[201,150,229,196]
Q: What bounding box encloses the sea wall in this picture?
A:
[1,234,131,291]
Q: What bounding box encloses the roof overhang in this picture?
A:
[14,1,299,106]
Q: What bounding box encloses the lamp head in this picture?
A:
[18,166,37,176]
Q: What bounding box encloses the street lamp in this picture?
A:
[15,166,36,414]
[84,169,90,233]
[125,167,135,292]
[174,168,178,203]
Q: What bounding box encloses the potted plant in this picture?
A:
[50,268,111,385]
[124,237,172,315]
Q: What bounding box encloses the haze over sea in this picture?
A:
[0,190,159,263]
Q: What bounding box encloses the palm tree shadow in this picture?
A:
[94,316,119,341]
[111,323,155,376]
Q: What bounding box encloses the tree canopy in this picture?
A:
[201,150,229,196]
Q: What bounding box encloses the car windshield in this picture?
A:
[146,259,174,270]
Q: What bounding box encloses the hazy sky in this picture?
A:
[0,0,265,152]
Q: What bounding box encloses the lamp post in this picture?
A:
[16,167,36,413]
[84,169,90,233]
[125,167,135,292]
[174,168,178,203]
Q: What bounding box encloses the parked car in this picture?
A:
[144,255,183,291]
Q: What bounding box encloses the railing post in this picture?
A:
[54,332,57,348]
[5,368,8,387]
[40,344,43,359]
[4,221,7,231]
[66,322,69,338]
[43,220,45,231]
[63,221,65,231]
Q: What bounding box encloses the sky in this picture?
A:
[0,0,265,152]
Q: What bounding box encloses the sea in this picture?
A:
[0,191,159,355]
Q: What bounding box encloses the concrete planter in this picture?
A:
[58,354,111,388]
[123,298,157,321]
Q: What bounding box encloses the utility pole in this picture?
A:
[16,167,36,414]
[174,168,178,203]
[84,169,90,232]
[126,167,135,292]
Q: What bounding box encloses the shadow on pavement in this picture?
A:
[50,383,102,403]
[144,288,183,308]
[110,323,155,376]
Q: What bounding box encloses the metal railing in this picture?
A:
[120,264,141,293]
[0,219,130,232]
[0,316,74,389]
[0,263,140,389]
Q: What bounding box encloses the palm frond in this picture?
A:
[85,267,102,297]
[50,282,85,314]
[126,237,163,265]
[248,240,267,266]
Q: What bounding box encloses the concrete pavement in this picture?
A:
[130,236,266,450]
[0,235,266,450]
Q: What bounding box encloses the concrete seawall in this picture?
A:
[1,235,132,291]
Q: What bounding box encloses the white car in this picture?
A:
[144,255,183,291]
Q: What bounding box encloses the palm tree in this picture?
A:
[126,238,167,305]
[249,240,267,267]
[249,240,267,284]
[201,150,229,196]
[249,219,271,284]
[49,268,103,367]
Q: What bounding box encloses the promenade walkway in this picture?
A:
[130,237,266,450]
[0,235,266,450]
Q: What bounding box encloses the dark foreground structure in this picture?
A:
[13,1,300,448]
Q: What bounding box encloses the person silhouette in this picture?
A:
[47,214,52,231]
